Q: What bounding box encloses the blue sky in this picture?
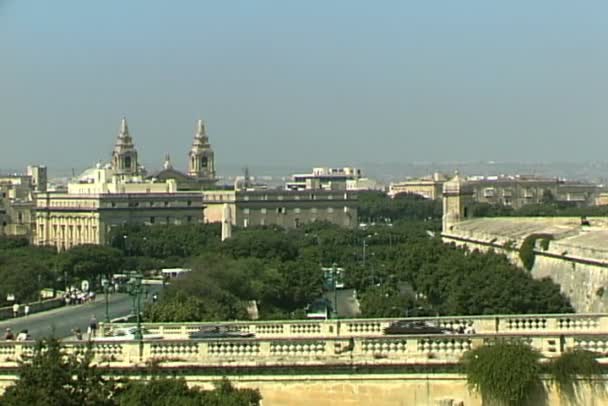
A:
[1,0,607,174]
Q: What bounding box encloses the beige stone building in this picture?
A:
[388,173,446,199]
[391,172,599,209]
[203,189,358,229]
[34,118,204,250]
[0,165,47,238]
[150,119,217,190]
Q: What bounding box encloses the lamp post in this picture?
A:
[332,263,339,319]
[126,273,145,340]
[323,263,341,319]
[101,278,110,323]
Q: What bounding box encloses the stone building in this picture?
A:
[441,174,608,313]
[151,119,217,190]
[391,173,599,209]
[0,165,47,238]
[34,118,204,250]
[203,189,358,230]
[389,173,447,199]
[285,167,362,191]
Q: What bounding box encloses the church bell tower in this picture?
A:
[188,119,216,180]
[111,117,140,176]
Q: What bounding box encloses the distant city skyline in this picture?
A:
[1,1,608,170]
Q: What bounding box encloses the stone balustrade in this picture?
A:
[1,332,607,369]
[103,313,608,340]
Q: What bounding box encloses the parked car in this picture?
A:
[189,326,254,339]
[383,320,454,335]
[96,327,163,341]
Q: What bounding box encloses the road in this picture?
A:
[0,288,160,340]
[324,288,361,318]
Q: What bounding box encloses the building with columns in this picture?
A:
[34,118,204,250]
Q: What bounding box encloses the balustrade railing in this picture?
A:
[105,313,608,341]
[1,332,606,368]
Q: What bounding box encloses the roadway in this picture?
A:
[0,288,159,340]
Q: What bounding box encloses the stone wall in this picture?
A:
[442,232,608,313]
[0,371,606,406]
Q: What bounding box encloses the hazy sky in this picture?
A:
[1,1,607,174]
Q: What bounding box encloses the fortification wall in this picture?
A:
[443,233,608,313]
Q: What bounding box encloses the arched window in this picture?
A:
[201,156,208,168]
[124,156,132,169]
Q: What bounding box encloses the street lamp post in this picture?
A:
[332,263,338,319]
[126,273,145,340]
[323,263,341,319]
[101,278,110,323]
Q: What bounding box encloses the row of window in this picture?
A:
[120,200,193,208]
[241,207,351,214]
[149,216,195,224]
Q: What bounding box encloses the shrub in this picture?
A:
[550,349,601,401]
[464,341,544,406]
[519,234,553,271]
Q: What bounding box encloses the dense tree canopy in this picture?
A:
[142,217,572,321]
[0,243,56,306]
[357,191,442,223]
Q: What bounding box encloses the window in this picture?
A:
[164,201,169,207]
[294,208,301,214]
[149,201,154,207]
[150,217,155,224]
[327,207,334,213]
[111,202,116,208]
[311,208,317,214]
[187,200,192,207]
[261,208,267,214]
[244,219,249,228]
[187,216,192,223]
[243,208,250,214]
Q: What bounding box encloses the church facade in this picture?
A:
[34,118,208,250]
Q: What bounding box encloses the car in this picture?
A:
[383,320,454,335]
[95,327,163,341]
[188,326,255,339]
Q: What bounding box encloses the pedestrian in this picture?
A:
[24,305,30,317]
[72,327,83,340]
[16,329,29,341]
[87,315,98,340]
[4,328,14,340]
[12,303,19,318]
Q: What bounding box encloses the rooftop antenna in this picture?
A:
[243,166,250,188]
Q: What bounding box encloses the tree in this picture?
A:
[0,244,56,306]
[0,338,116,406]
[117,377,261,406]
[58,244,124,287]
